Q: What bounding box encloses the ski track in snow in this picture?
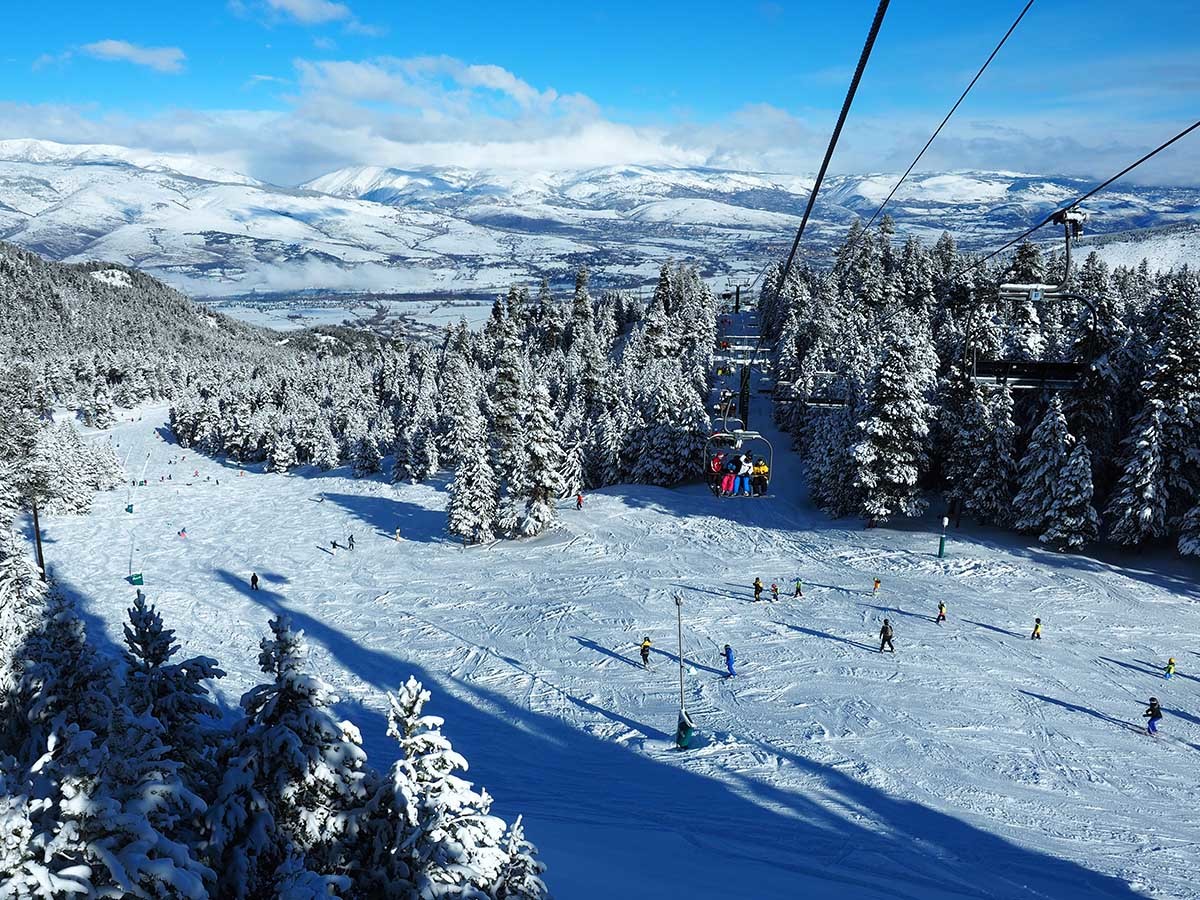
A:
[44,395,1200,900]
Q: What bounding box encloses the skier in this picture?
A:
[135,588,145,603]
[879,619,895,653]
[331,540,339,555]
[640,636,652,669]
[752,577,764,602]
[872,577,881,595]
[793,578,803,599]
[576,493,584,511]
[723,644,736,678]
[1031,617,1042,640]
[936,601,947,625]
[770,582,779,602]
[1164,658,1176,680]
[348,534,356,551]
[178,528,187,539]
[250,572,259,591]
[395,527,402,542]
[1143,697,1163,735]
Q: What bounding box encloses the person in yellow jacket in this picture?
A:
[751,457,770,496]
[1031,617,1042,640]
[640,636,652,669]
[1165,657,1176,680]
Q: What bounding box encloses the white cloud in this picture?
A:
[81,39,186,74]
[266,0,351,24]
[5,51,1200,188]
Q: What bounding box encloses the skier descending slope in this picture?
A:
[1144,697,1164,735]
[723,644,737,678]
[752,578,764,602]
[1031,618,1043,640]
[936,601,947,625]
[880,619,895,653]
[640,636,652,669]
[1164,658,1176,680]
[770,582,779,603]
[793,578,803,599]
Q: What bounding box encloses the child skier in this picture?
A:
[879,619,895,653]
[250,572,259,591]
[793,578,803,599]
[1144,697,1163,735]
[576,493,584,511]
[395,527,402,542]
[348,534,356,551]
[872,577,881,596]
[770,582,779,603]
[723,644,736,677]
[640,636,652,669]
[753,578,764,602]
[1165,658,1176,680]
[936,601,946,625]
[1031,617,1042,640]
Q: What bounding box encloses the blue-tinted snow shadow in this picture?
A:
[963,619,1025,639]
[50,549,1149,897]
[859,602,938,623]
[778,622,878,654]
[322,491,448,545]
[232,586,1147,899]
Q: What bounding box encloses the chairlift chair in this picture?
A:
[965,206,1097,391]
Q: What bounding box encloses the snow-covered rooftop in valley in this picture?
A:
[41,396,1200,899]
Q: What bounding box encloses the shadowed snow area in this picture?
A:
[42,401,1200,899]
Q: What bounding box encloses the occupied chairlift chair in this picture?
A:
[704,389,773,495]
[967,207,1098,391]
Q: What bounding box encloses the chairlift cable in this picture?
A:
[953,117,1200,279]
[856,0,1035,238]
[774,0,891,302]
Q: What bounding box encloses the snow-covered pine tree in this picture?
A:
[1040,439,1100,551]
[1106,401,1168,546]
[494,815,549,900]
[1179,501,1200,557]
[122,593,226,803]
[359,677,507,897]
[851,335,934,522]
[1013,397,1075,535]
[446,402,499,545]
[516,378,565,537]
[207,617,368,898]
[966,385,1018,527]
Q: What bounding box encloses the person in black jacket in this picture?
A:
[1144,697,1163,735]
[250,572,259,591]
[879,619,895,653]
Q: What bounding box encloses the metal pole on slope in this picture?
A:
[673,593,695,749]
[938,515,949,559]
[675,594,685,711]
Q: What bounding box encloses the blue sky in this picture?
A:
[3,0,1198,183]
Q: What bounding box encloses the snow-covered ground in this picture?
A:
[41,391,1200,898]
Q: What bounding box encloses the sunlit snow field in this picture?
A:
[40,402,1200,899]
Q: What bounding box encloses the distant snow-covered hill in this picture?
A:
[1,139,1197,298]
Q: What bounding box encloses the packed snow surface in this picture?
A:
[44,393,1200,899]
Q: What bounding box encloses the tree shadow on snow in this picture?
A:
[52,561,1150,898]
[323,492,448,545]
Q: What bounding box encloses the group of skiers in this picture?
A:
[639,635,737,678]
[709,452,769,497]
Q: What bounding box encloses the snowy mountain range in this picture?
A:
[1,139,1198,298]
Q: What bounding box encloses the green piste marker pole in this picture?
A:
[937,515,949,559]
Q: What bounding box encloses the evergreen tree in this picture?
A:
[1106,401,1168,546]
[966,385,1018,527]
[851,336,934,522]
[516,379,565,537]
[207,617,369,898]
[1040,439,1100,551]
[1013,398,1075,535]
[447,403,499,545]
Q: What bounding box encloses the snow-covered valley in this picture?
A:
[3,139,1198,301]
[41,391,1200,899]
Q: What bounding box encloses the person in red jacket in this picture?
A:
[576,493,584,511]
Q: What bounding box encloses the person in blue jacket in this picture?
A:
[723,644,736,677]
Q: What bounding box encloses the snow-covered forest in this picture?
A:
[762,219,1200,555]
[1,209,1198,897]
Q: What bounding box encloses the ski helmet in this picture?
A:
[1150,697,1158,704]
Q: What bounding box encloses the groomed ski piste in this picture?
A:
[37,336,1200,899]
